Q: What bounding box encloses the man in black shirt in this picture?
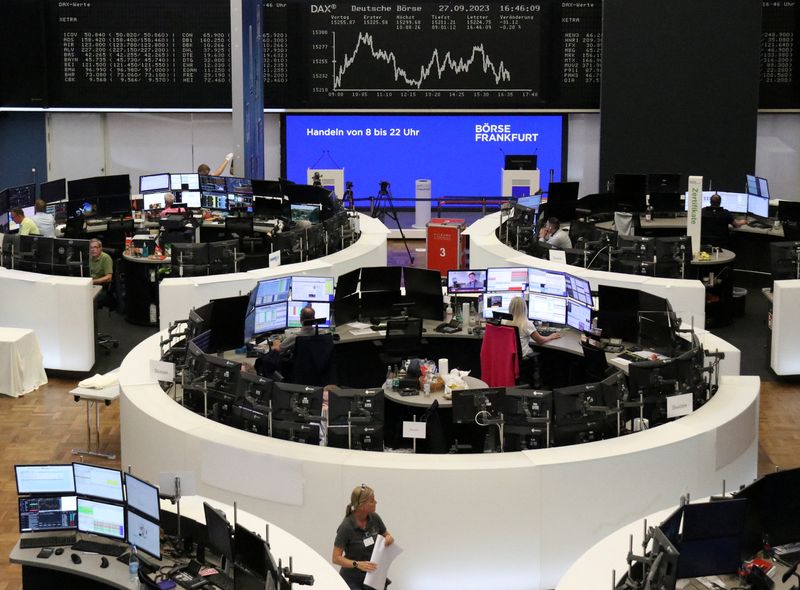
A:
[701,193,747,247]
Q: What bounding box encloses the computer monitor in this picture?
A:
[747,193,769,219]
[486,267,528,292]
[200,175,227,193]
[452,388,505,424]
[15,464,76,494]
[202,191,229,210]
[127,510,161,559]
[596,285,641,342]
[271,382,323,422]
[181,191,202,208]
[96,193,132,217]
[403,267,443,296]
[687,191,748,213]
[757,176,770,199]
[139,173,170,194]
[77,497,125,541]
[328,423,384,451]
[244,301,288,341]
[528,293,567,324]
[527,268,567,297]
[676,499,747,580]
[746,174,759,196]
[360,266,402,293]
[208,295,249,353]
[73,463,124,502]
[648,193,683,213]
[778,200,800,224]
[234,523,268,580]
[648,173,681,194]
[482,291,517,319]
[203,502,234,565]
[332,293,360,325]
[143,192,165,210]
[287,300,330,328]
[41,178,67,203]
[0,189,8,217]
[769,241,800,280]
[253,195,287,219]
[327,387,385,425]
[7,184,36,209]
[290,203,321,224]
[270,420,321,445]
[566,300,592,332]
[248,279,290,313]
[171,173,200,191]
[546,181,580,203]
[564,273,593,306]
[335,268,361,299]
[291,276,334,302]
[516,195,542,211]
[19,495,78,533]
[504,154,537,170]
[124,473,160,522]
[226,176,253,196]
[447,269,486,294]
[52,238,90,277]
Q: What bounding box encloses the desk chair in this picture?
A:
[104,219,134,251]
[64,216,87,239]
[581,343,610,382]
[700,214,732,248]
[480,323,521,387]
[375,317,423,367]
[225,215,266,268]
[290,333,336,386]
[783,221,800,241]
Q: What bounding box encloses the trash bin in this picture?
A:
[732,286,747,317]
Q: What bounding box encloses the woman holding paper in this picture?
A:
[332,484,395,589]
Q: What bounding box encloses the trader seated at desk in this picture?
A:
[277,305,319,355]
[159,191,186,217]
[32,199,56,237]
[701,193,747,247]
[255,306,320,379]
[90,238,114,308]
[10,207,40,236]
[538,216,572,249]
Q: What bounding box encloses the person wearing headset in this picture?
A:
[332,484,395,590]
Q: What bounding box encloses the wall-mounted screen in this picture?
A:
[285,114,564,199]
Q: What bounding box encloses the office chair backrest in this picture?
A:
[384,316,423,356]
[225,215,254,236]
[64,216,86,239]
[480,322,520,387]
[701,211,732,247]
[783,222,800,241]
[291,333,336,386]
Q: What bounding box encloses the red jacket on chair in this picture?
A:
[480,323,519,387]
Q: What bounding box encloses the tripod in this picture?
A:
[342,181,355,210]
[371,181,414,264]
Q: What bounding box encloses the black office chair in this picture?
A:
[376,317,424,366]
[104,219,134,252]
[783,221,800,241]
[64,216,87,239]
[291,333,336,386]
[701,214,732,248]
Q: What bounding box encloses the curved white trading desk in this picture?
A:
[163,495,348,590]
[158,213,389,330]
[120,331,758,590]
[0,267,95,371]
[464,212,708,329]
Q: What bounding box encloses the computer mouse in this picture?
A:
[100,556,109,568]
[54,548,64,556]
[71,553,82,564]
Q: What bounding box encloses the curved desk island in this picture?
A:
[158,213,390,330]
[120,329,759,590]
[465,212,708,329]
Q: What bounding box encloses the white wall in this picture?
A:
[45,112,799,201]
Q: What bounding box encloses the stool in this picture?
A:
[69,379,120,460]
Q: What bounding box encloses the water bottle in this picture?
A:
[129,544,139,582]
[444,303,453,323]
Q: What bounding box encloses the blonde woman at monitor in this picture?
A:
[507,296,561,359]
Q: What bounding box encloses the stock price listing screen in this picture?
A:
[268,1,548,108]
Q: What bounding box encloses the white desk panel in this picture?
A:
[772,279,800,375]
[120,332,758,590]
[0,268,95,371]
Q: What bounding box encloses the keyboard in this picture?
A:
[748,219,773,229]
[20,533,77,549]
[775,542,800,564]
[205,572,234,590]
[71,539,128,556]
[536,327,562,337]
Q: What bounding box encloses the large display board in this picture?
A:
[283,113,564,197]
[1,1,798,109]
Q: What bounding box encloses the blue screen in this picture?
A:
[285,114,564,199]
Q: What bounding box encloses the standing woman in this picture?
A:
[332,484,394,590]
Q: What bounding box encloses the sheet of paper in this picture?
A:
[351,328,384,336]
[347,321,371,329]
[364,535,403,590]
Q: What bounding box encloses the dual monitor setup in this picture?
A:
[618,467,800,590]
[15,462,161,560]
[1,234,91,276]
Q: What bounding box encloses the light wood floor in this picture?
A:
[0,358,795,588]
